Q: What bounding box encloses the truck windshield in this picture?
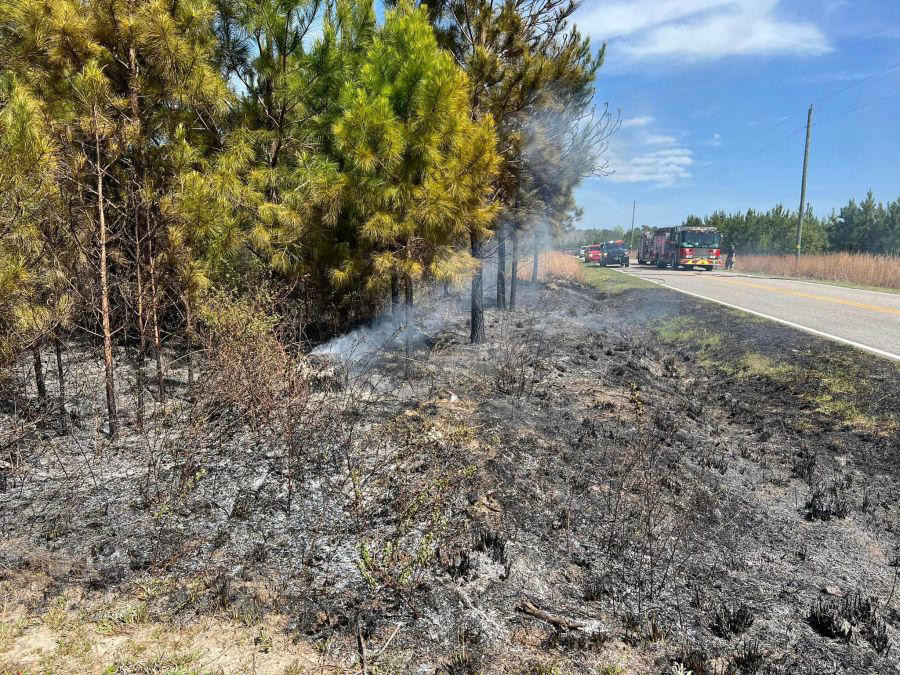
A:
[681,231,721,247]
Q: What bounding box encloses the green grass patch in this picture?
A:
[655,317,727,370]
[656,317,696,343]
[737,353,798,380]
[580,263,655,294]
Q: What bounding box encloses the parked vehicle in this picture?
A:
[600,240,629,267]
[645,226,723,270]
[579,245,588,260]
[584,244,603,264]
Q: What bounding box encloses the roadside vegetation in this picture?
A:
[517,251,585,284]
[0,0,616,435]
[736,252,900,290]
[3,0,900,672]
[652,310,898,435]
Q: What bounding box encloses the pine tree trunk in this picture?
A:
[496,225,506,310]
[134,218,146,428]
[54,335,67,434]
[390,273,400,317]
[95,118,118,438]
[443,279,450,298]
[470,233,485,344]
[532,231,540,287]
[148,246,164,401]
[509,228,519,310]
[404,276,413,377]
[185,298,194,386]
[130,43,146,427]
[32,339,47,405]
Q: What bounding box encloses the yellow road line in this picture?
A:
[711,276,900,316]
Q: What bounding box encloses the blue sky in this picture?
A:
[571,0,900,230]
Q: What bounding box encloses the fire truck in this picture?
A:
[637,231,653,265]
[639,226,723,270]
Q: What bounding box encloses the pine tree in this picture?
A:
[0,75,68,381]
[2,0,231,433]
[333,0,498,359]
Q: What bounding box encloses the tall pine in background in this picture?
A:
[404,0,611,335]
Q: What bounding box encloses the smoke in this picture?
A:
[310,282,473,367]
[310,313,405,364]
[513,88,620,250]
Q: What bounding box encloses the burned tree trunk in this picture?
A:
[129,43,147,426]
[532,231,540,287]
[509,228,519,310]
[404,276,414,375]
[54,336,67,434]
[134,218,146,428]
[95,117,118,438]
[32,339,47,405]
[185,297,194,386]
[148,246,164,401]
[496,224,506,310]
[391,273,400,317]
[470,233,486,344]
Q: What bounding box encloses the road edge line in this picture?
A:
[616,269,900,362]
[725,271,900,298]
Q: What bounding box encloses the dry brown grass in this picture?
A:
[516,251,584,283]
[0,569,332,674]
[737,252,900,290]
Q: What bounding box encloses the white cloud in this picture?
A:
[577,0,831,63]
[608,147,694,186]
[702,132,723,147]
[643,133,678,146]
[620,115,656,128]
[605,117,694,186]
[578,0,726,40]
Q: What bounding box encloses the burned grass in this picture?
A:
[1,276,899,672]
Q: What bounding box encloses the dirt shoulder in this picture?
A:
[1,272,898,673]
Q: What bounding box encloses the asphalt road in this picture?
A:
[618,265,900,361]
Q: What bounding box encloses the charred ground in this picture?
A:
[1,269,899,673]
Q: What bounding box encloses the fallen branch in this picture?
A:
[517,599,587,631]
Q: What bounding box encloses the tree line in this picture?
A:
[0,0,614,436]
[680,191,900,255]
[562,226,627,248]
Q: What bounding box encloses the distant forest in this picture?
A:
[683,190,899,255]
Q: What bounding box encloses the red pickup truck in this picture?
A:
[584,244,604,264]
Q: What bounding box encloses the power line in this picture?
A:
[810,60,900,106]
[660,124,807,201]
[616,60,900,219]
[688,60,900,179]
[644,88,900,202]
[813,89,900,127]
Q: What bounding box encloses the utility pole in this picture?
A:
[795,104,813,259]
[629,200,636,248]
